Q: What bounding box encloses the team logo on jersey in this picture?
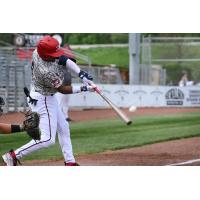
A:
[52,78,60,87]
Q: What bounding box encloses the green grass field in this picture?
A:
[76,47,129,68]
[0,112,200,163]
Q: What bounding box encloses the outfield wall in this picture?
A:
[69,84,200,108]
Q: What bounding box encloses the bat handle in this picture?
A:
[88,81,101,94]
[94,86,101,94]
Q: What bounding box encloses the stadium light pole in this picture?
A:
[129,33,140,85]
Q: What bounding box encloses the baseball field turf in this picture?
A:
[0,112,200,163]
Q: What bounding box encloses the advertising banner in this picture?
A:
[69,84,200,108]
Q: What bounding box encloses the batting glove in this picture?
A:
[81,85,96,92]
[79,70,93,85]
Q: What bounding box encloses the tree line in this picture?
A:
[0,33,128,45]
[1,33,200,46]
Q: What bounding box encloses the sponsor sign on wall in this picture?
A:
[165,88,184,106]
[68,84,200,108]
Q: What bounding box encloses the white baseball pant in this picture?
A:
[55,92,70,119]
[15,91,75,163]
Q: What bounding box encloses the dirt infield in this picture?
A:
[1,107,200,166]
[1,107,200,124]
[23,137,200,166]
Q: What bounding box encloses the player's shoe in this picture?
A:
[2,149,21,166]
[66,118,73,122]
[64,162,80,166]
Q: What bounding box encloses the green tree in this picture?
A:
[0,33,13,45]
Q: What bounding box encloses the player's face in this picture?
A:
[43,56,56,62]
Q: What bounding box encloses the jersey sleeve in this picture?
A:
[44,72,63,89]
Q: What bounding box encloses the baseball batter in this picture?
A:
[2,35,95,166]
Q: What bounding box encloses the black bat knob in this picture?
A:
[23,87,38,106]
[0,97,5,105]
[24,87,30,97]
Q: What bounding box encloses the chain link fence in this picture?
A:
[141,36,200,86]
[0,47,31,112]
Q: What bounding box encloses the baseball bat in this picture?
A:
[90,83,132,125]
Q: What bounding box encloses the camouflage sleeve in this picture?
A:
[44,72,63,89]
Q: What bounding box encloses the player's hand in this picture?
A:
[80,85,96,92]
[78,70,93,85]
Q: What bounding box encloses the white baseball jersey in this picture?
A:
[31,50,64,95]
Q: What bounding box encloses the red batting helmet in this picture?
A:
[37,35,64,60]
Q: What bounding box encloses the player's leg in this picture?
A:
[55,92,65,115]
[2,95,58,165]
[55,93,71,121]
[57,106,78,165]
[15,96,58,158]
[64,95,70,120]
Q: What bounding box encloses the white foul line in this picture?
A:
[167,158,200,166]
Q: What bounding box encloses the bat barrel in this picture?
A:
[90,81,132,126]
[127,120,132,125]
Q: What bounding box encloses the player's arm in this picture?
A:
[1,98,23,134]
[58,56,94,85]
[57,85,95,94]
[0,97,21,134]
[0,123,23,134]
[45,72,73,94]
[57,85,73,94]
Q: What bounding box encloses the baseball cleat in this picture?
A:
[2,149,21,166]
[66,118,73,122]
[64,162,80,166]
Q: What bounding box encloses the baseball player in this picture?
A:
[2,35,96,166]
